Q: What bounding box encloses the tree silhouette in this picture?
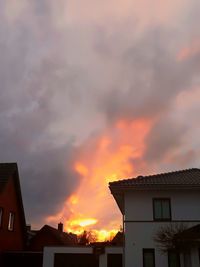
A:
[78,230,97,245]
[153,223,188,253]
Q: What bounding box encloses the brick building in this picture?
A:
[0,163,26,252]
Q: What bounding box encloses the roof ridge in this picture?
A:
[42,224,70,235]
[0,162,17,164]
[137,168,200,180]
[109,168,200,187]
[0,162,19,192]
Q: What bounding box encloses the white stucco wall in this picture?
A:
[100,247,123,267]
[124,189,200,267]
[43,246,93,267]
[125,190,200,221]
[43,246,123,267]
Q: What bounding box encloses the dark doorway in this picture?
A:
[107,254,122,267]
[1,252,43,267]
[54,253,99,267]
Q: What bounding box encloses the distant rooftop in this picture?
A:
[109,168,200,189]
[0,162,27,244]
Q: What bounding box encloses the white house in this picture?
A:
[109,168,200,267]
[43,245,123,267]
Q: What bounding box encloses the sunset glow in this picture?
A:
[70,218,97,228]
[46,118,152,240]
[0,0,200,244]
[94,229,118,242]
[177,39,200,61]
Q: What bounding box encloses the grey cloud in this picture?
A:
[0,6,84,225]
[98,28,200,122]
[144,118,187,163]
[0,0,200,228]
[20,144,80,224]
[94,24,200,172]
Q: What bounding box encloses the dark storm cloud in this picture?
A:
[0,58,82,225]
[20,145,80,223]
[0,54,82,224]
[0,4,84,225]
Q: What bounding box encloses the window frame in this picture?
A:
[153,198,171,221]
[143,248,155,267]
[8,211,15,231]
[0,207,3,228]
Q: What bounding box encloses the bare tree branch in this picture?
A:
[153,223,188,253]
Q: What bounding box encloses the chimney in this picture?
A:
[58,222,63,232]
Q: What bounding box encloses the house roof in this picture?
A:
[111,231,124,246]
[109,168,200,214]
[0,163,18,192]
[109,168,200,190]
[29,225,78,248]
[42,225,78,245]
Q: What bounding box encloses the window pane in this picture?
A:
[168,251,180,267]
[154,200,162,219]
[153,199,171,220]
[143,250,155,267]
[162,200,170,219]
[8,212,14,231]
[0,208,3,227]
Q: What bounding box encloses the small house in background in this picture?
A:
[0,163,26,252]
[28,223,78,251]
[109,168,200,267]
[111,231,124,246]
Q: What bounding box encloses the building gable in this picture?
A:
[0,163,26,251]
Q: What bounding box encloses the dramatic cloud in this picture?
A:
[0,0,200,229]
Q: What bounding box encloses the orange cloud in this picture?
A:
[177,39,200,61]
[46,118,153,240]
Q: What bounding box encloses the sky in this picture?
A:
[0,0,200,234]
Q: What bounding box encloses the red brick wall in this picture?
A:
[0,177,24,251]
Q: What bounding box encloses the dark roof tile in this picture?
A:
[0,162,18,191]
[109,168,200,188]
[39,225,78,245]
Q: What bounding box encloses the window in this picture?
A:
[143,249,155,267]
[0,208,3,227]
[183,251,191,267]
[153,198,171,221]
[107,254,122,267]
[168,251,180,267]
[199,249,200,265]
[8,212,15,231]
